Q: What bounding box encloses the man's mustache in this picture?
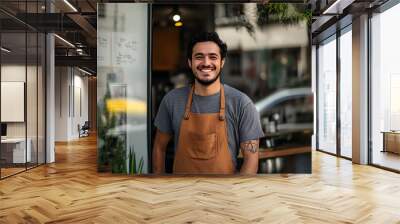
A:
[197,65,216,70]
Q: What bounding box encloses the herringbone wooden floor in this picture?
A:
[1,135,400,224]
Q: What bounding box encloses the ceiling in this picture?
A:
[0,0,98,73]
[1,0,391,75]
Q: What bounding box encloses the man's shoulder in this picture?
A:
[163,86,190,102]
[223,84,252,105]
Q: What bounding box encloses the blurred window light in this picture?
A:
[63,0,78,12]
[1,47,11,53]
[54,34,75,48]
[173,14,181,22]
[323,0,355,15]
[77,67,92,76]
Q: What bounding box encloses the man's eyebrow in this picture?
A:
[193,52,219,57]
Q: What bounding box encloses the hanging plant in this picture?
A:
[234,15,256,38]
[230,3,312,38]
[257,3,312,26]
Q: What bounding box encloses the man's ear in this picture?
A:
[188,59,192,69]
[221,59,225,68]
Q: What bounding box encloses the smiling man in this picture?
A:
[153,32,264,174]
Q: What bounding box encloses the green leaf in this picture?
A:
[132,151,136,174]
[129,147,133,175]
[138,158,144,174]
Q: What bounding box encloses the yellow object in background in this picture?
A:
[106,98,146,115]
[174,21,183,27]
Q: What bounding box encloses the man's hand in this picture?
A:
[240,139,259,174]
[152,129,172,174]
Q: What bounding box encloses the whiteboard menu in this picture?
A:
[1,82,25,122]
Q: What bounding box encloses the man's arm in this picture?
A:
[152,129,172,174]
[240,139,259,174]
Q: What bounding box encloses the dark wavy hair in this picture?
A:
[187,31,228,61]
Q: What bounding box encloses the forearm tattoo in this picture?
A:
[240,140,259,153]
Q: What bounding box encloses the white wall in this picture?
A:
[72,73,89,138]
[1,65,26,138]
[55,67,89,141]
[1,63,46,164]
[1,65,25,81]
[55,66,68,141]
[1,65,34,138]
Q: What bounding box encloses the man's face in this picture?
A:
[188,41,225,86]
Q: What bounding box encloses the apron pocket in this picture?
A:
[187,132,217,160]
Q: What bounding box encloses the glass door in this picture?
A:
[0,0,46,179]
[1,31,28,178]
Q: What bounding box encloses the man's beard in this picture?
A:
[194,72,220,86]
[193,65,221,86]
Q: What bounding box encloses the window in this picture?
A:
[370,3,400,171]
[317,36,337,154]
[339,27,352,158]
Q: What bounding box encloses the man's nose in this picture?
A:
[203,57,211,66]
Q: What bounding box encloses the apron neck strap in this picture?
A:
[183,83,226,121]
[183,85,195,120]
[219,85,225,121]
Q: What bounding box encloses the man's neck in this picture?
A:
[194,79,221,96]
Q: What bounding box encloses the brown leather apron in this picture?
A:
[173,84,235,174]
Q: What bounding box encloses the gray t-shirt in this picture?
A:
[154,84,264,166]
